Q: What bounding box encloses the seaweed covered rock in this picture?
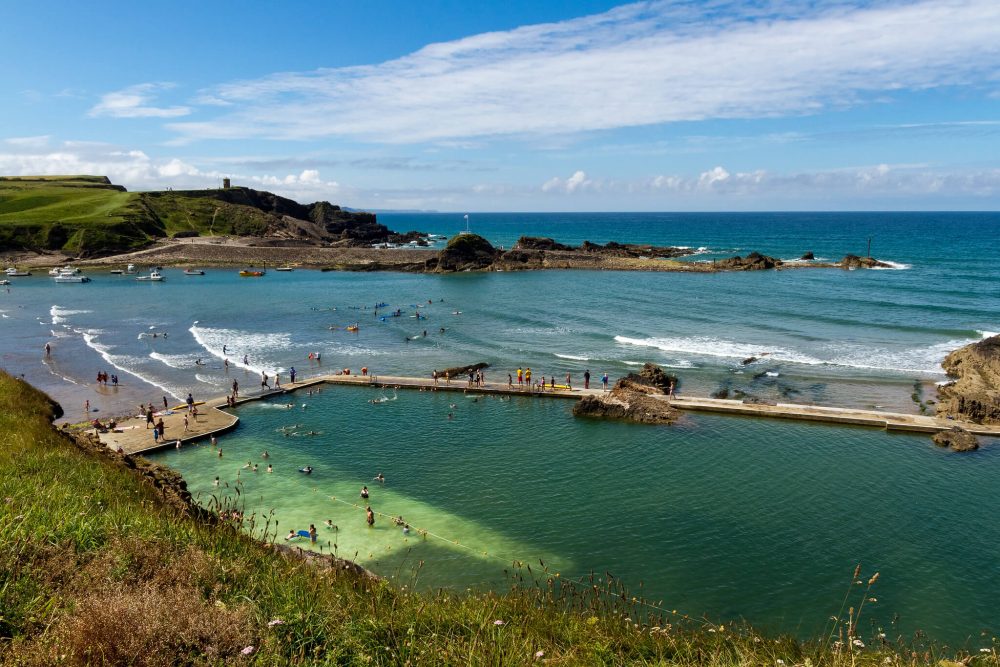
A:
[573,364,680,424]
[931,427,980,452]
[438,362,489,378]
[714,252,782,271]
[435,234,499,272]
[800,251,815,260]
[937,334,1000,424]
[622,362,678,392]
[840,254,891,269]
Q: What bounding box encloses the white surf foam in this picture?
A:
[615,335,825,366]
[977,330,998,339]
[150,352,203,370]
[869,260,912,270]
[82,332,182,399]
[50,305,92,325]
[189,324,290,375]
[616,334,973,376]
[554,353,590,361]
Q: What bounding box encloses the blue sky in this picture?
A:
[2,0,999,211]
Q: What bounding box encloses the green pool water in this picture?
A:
[150,384,1000,646]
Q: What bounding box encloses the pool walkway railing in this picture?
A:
[96,372,1000,455]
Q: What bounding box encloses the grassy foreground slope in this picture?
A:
[0,373,985,666]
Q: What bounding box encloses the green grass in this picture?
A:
[0,372,995,666]
[0,176,280,256]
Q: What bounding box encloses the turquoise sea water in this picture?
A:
[1,212,998,644]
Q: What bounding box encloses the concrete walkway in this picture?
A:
[97,372,999,455]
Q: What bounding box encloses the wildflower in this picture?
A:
[884,658,893,664]
[981,649,991,654]
[877,632,886,639]
[853,639,866,648]
[535,650,545,659]
[268,619,284,627]
[869,597,878,602]
[868,572,880,586]
[776,659,785,665]
[241,646,255,655]
[493,620,505,626]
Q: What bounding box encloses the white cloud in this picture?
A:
[542,170,595,193]
[3,136,50,148]
[0,140,345,203]
[169,0,1000,144]
[90,83,191,119]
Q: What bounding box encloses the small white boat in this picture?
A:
[5,267,30,277]
[48,267,61,276]
[54,274,91,283]
[274,266,294,272]
[0,279,10,286]
[109,269,124,275]
[183,269,205,276]
[136,271,165,282]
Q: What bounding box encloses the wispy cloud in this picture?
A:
[169,0,1000,144]
[90,83,191,119]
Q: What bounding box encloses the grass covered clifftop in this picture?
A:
[0,372,988,665]
[0,176,404,257]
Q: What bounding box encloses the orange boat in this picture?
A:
[239,269,265,277]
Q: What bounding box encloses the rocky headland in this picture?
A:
[937,334,1000,424]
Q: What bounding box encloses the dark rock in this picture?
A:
[711,388,730,399]
[714,252,782,271]
[435,234,499,272]
[742,356,758,365]
[800,251,815,260]
[937,334,1000,424]
[514,236,574,251]
[439,362,489,379]
[622,362,678,392]
[840,254,891,269]
[932,427,980,452]
[572,364,680,424]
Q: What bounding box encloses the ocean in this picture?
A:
[1,211,998,644]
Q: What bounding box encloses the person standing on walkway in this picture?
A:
[186,393,194,413]
[566,372,571,390]
[517,367,523,386]
[290,367,296,383]
[232,379,239,398]
[584,369,590,389]
[602,372,609,391]
[261,372,270,390]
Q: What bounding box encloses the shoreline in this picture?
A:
[3,237,887,274]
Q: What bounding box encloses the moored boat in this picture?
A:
[274,266,294,272]
[135,271,165,282]
[5,267,30,277]
[183,269,206,275]
[54,274,90,283]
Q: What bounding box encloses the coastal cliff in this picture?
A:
[937,334,1000,424]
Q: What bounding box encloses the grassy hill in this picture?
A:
[0,176,393,257]
[0,371,975,666]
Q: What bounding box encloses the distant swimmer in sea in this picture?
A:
[262,450,269,458]
[402,524,410,535]
[299,466,313,475]
[243,461,253,469]
[213,476,220,487]
[285,530,298,541]
[360,486,370,499]
[267,464,273,473]
[374,473,385,484]
[324,519,337,530]
[366,506,375,527]
[195,358,204,366]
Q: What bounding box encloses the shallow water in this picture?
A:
[152,385,999,644]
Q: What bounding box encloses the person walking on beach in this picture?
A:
[162,396,168,410]
[668,380,675,397]
[45,342,51,356]
[232,379,239,398]
[584,369,591,389]
[145,406,154,429]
